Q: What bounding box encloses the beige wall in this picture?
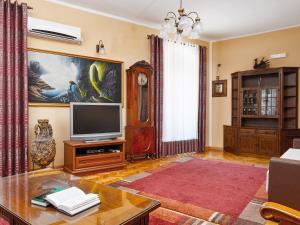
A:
[211,26,300,147]
[25,0,208,168]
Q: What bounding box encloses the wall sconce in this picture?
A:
[96,40,106,55]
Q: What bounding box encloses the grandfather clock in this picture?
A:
[125,61,155,161]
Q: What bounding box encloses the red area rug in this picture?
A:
[114,159,267,224]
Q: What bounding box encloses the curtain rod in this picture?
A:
[147,34,158,39]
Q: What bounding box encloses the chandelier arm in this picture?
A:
[187,11,199,18]
[166,11,178,21]
[185,15,195,24]
[168,16,177,22]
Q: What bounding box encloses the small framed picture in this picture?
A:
[212,80,227,97]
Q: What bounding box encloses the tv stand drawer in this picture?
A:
[75,152,122,169]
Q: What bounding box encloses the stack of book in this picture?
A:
[31,187,100,216]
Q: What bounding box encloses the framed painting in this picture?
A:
[212,79,227,97]
[28,49,124,107]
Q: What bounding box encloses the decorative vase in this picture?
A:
[31,119,56,168]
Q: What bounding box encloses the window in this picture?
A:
[162,40,199,142]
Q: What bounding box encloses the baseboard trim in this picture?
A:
[205,146,224,151]
[28,165,64,173]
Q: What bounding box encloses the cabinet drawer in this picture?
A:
[257,129,277,135]
[76,153,122,169]
[240,128,255,134]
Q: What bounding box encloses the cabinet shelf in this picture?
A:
[284,85,297,87]
[241,116,279,119]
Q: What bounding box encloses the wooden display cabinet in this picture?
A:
[64,139,126,175]
[224,67,300,157]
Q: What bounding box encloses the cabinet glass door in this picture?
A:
[243,90,258,115]
[261,88,277,116]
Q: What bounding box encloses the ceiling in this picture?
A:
[52,0,300,41]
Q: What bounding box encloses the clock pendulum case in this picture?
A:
[125,61,155,161]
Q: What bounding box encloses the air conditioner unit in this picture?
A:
[28,17,82,44]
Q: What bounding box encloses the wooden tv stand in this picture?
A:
[63,139,126,175]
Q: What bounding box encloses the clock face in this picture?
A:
[138,73,148,86]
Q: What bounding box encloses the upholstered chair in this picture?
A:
[260,139,300,225]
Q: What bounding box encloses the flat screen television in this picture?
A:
[70,102,122,141]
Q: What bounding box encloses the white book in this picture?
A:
[45,187,100,216]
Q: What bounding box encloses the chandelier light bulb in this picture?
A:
[193,20,203,33]
[182,26,192,36]
[178,16,192,30]
[189,29,199,39]
[162,18,171,29]
[164,20,176,33]
[169,26,177,34]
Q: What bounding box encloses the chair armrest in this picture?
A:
[260,202,300,224]
[293,139,300,149]
[269,157,300,211]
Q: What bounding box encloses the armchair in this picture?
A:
[293,138,300,149]
[260,202,300,225]
[261,139,300,224]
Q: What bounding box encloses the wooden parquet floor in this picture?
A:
[82,149,270,185]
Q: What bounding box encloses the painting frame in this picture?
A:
[28,48,124,107]
[212,79,227,97]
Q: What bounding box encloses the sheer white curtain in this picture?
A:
[162,40,199,142]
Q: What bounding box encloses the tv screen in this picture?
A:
[70,103,122,141]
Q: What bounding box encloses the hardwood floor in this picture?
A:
[30,148,269,183]
[82,148,270,185]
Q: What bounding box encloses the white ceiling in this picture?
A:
[52,0,300,41]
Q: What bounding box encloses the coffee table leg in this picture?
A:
[144,214,149,225]
[140,214,149,225]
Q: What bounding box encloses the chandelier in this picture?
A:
[159,0,202,42]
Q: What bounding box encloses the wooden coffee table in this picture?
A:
[0,172,160,225]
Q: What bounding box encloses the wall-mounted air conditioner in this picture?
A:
[28,17,82,44]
